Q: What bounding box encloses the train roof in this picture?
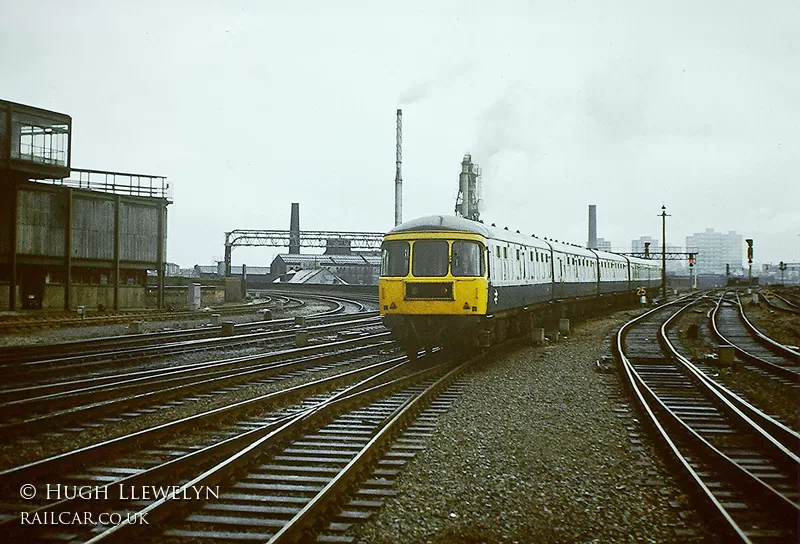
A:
[388,215,492,237]
[389,215,660,267]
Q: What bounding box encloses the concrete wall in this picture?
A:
[0,189,9,256]
[0,285,14,309]
[224,277,243,302]
[71,196,115,260]
[68,284,146,309]
[0,282,147,310]
[159,286,225,310]
[258,283,378,296]
[17,189,67,256]
[12,185,163,265]
[43,284,65,308]
[120,202,159,262]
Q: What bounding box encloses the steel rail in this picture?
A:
[83,356,447,543]
[0,354,407,487]
[1,357,416,542]
[0,315,384,399]
[0,333,392,436]
[0,296,348,366]
[710,292,799,380]
[1,315,383,382]
[614,297,752,543]
[734,293,800,362]
[268,357,471,543]
[661,301,800,468]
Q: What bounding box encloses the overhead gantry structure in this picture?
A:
[223,229,385,276]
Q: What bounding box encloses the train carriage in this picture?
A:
[380,215,660,355]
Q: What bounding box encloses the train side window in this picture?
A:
[516,249,520,260]
[503,247,507,259]
[380,241,410,277]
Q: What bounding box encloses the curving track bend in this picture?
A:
[615,296,799,543]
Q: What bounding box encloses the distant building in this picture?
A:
[275,268,347,285]
[595,237,612,252]
[631,236,685,274]
[631,236,659,256]
[685,228,742,275]
[270,253,379,285]
[190,263,272,288]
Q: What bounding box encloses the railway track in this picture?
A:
[760,291,800,314]
[0,293,371,366]
[0,332,394,445]
[0,314,383,386]
[2,350,472,543]
[0,354,411,522]
[0,295,299,335]
[615,297,800,542]
[710,292,800,382]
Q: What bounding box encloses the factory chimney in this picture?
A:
[458,154,470,218]
[588,205,597,249]
[289,202,300,254]
[395,109,403,226]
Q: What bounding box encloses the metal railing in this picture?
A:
[33,168,171,200]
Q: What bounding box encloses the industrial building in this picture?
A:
[0,99,170,311]
[270,253,380,285]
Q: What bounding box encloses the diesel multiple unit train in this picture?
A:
[379,215,661,355]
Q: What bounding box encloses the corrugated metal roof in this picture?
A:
[275,254,379,266]
[282,268,348,284]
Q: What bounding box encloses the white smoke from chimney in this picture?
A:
[471,83,538,217]
[397,59,474,106]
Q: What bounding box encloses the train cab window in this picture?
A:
[496,247,501,258]
[381,241,410,277]
[412,240,449,277]
[452,240,485,277]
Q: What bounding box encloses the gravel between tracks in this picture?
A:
[353,310,715,543]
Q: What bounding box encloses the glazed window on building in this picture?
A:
[10,112,69,166]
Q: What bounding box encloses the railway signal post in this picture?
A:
[660,206,669,301]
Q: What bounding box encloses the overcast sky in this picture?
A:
[3,1,798,268]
